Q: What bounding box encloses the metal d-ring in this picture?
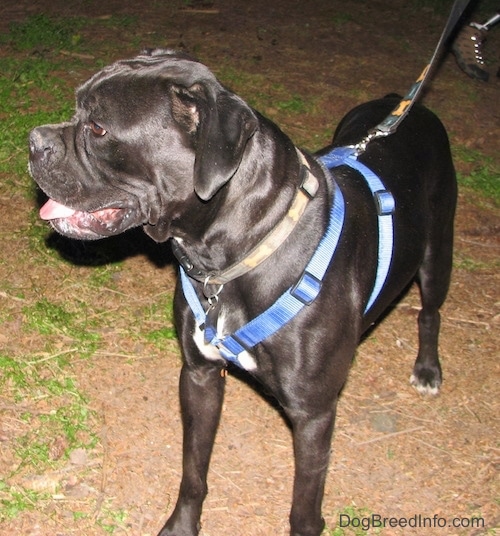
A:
[203,276,224,305]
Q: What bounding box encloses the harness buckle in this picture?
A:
[290,270,322,306]
[299,166,319,199]
[374,190,395,216]
[217,335,249,366]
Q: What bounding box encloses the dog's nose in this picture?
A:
[29,127,56,162]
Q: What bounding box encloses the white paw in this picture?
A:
[410,374,440,396]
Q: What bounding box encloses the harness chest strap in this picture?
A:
[179,146,394,368]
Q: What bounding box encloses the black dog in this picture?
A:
[29,49,456,536]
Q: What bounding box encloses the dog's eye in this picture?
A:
[89,121,107,136]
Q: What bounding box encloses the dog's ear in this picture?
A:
[171,83,258,201]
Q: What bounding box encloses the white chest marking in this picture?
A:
[192,311,258,372]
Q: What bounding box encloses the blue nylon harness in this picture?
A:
[179,146,395,368]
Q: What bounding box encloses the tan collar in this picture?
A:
[173,149,319,286]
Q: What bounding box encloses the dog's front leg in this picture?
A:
[287,401,338,536]
[158,362,225,536]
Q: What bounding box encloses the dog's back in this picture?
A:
[318,95,456,392]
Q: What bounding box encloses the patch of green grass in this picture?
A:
[407,0,450,15]
[143,295,178,350]
[0,55,75,180]
[72,510,89,520]
[0,355,30,395]
[0,15,92,186]
[25,215,55,255]
[86,263,122,287]
[0,480,50,521]
[453,146,500,205]
[330,13,354,28]
[453,252,498,271]
[214,66,314,117]
[275,94,308,113]
[23,299,74,335]
[100,14,138,29]
[96,506,129,534]
[22,298,101,356]
[16,402,96,471]
[0,354,98,478]
[2,14,85,51]
[146,326,178,346]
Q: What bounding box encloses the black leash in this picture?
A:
[354,0,472,154]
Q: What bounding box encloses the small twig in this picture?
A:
[59,50,95,60]
[338,431,356,443]
[210,468,243,492]
[392,409,437,424]
[395,303,420,311]
[356,426,424,446]
[413,437,453,454]
[458,237,499,248]
[100,287,131,297]
[0,290,25,302]
[395,337,416,352]
[94,405,109,520]
[27,349,77,365]
[463,403,482,423]
[0,403,36,413]
[94,350,137,359]
[446,316,490,329]
[179,8,220,14]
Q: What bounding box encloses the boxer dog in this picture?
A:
[29,49,456,536]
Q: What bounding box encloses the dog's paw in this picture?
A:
[409,367,441,396]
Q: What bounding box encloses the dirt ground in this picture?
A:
[0,0,499,535]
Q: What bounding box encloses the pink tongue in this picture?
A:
[40,199,76,220]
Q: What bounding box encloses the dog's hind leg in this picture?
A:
[411,188,456,395]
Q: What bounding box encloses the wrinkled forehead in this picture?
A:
[76,50,219,109]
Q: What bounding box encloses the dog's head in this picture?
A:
[29,49,258,241]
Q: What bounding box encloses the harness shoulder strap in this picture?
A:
[321,147,395,313]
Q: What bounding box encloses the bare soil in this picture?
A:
[0,0,498,535]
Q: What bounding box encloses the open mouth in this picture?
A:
[40,198,135,239]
